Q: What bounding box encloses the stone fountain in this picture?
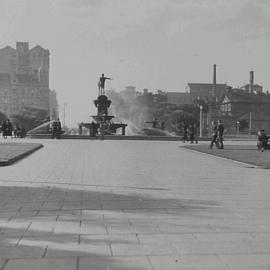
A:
[79,94,127,136]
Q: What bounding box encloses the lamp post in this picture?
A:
[249,112,252,135]
[199,105,203,138]
[236,121,240,136]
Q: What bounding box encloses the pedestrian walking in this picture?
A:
[217,120,224,149]
[160,121,165,130]
[20,126,26,138]
[13,125,18,138]
[1,120,7,138]
[209,121,220,149]
[182,123,188,143]
[189,124,195,143]
[175,121,181,136]
[193,123,198,144]
[4,119,13,138]
[51,119,57,139]
[257,129,268,152]
[56,118,62,139]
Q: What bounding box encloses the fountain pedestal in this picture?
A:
[80,94,127,136]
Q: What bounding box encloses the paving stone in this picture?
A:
[173,241,250,255]
[102,217,130,226]
[46,243,110,257]
[28,221,56,234]
[158,223,216,233]
[39,203,62,210]
[79,256,153,270]
[111,243,177,256]
[219,254,270,268]
[251,232,270,241]
[37,210,81,217]
[0,235,20,246]
[80,225,107,235]
[3,258,77,270]
[192,232,254,242]
[18,234,79,248]
[81,234,139,245]
[0,246,44,259]
[242,240,270,254]
[80,210,104,220]
[0,204,21,211]
[23,215,58,222]
[20,230,53,237]
[137,233,196,243]
[102,210,127,220]
[149,254,224,269]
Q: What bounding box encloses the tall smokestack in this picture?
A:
[249,71,254,93]
[212,64,217,98]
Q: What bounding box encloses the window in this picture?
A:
[220,103,231,113]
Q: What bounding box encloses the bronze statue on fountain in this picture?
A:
[79,75,127,137]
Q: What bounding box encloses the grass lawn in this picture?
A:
[0,142,43,165]
[184,144,270,168]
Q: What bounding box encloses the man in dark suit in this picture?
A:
[209,121,219,149]
[56,118,62,139]
[217,120,225,149]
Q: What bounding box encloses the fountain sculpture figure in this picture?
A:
[79,76,127,136]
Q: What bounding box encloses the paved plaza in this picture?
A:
[0,138,270,269]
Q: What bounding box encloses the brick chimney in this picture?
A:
[212,64,216,98]
[249,71,254,93]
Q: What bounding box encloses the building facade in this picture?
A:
[186,83,227,101]
[0,42,58,118]
[219,89,270,132]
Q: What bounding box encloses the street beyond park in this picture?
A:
[0,139,270,269]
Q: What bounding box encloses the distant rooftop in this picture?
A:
[187,83,227,100]
[224,88,270,104]
[0,42,49,52]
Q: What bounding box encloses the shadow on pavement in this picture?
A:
[0,185,221,269]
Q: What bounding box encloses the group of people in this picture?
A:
[209,120,224,149]
[1,119,13,138]
[0,119,26,139]
[257,129,270,152]
[182,123,198,144]
[51,118,62,139]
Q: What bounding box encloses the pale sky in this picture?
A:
[0,0,270,126]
